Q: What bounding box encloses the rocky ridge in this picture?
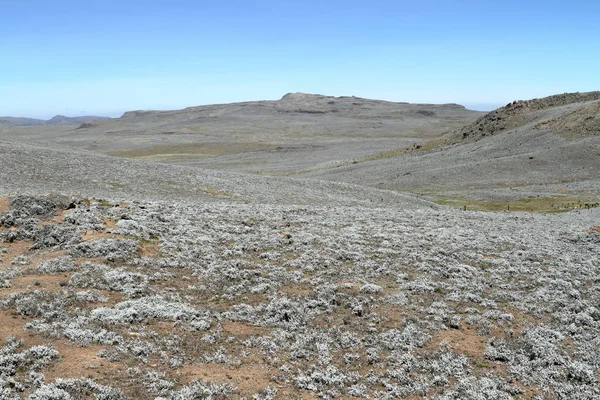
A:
[453,91,600,142]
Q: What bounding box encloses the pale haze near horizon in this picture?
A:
[1,0,599,119]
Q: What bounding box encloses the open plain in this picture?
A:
[0,92,599,399]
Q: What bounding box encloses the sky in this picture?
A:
[1,0,599,119]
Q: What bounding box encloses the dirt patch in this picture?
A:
[0,197,9,213]
[0,240,32,266]
[104,218,118,230]
[221,321,271,338]
[279,283,314,297]
[82,231,123,241]
[51,208,73,225]
[4,275,67,295]
[514,382,544,400]
[139,239,161,258]
[430,327,488,357]
[24,250,68,271]
[0,309,41,345]
[179,361,275,396]
[44,341,120,383]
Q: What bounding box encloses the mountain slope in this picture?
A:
[0,117,46,126]
[302,92,600,206]
[0,137,435,209]
[1,94,599,399]
[453,91,600,142]
[46,115,111,125]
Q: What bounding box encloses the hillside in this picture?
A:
[0,93,483,175]
[536,101,600,138]
[0,117,45,126]
[0,138,432,209]
[302,92,600,209]
[454,91,600,142]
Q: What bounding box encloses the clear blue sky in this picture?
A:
[1,0,599,118]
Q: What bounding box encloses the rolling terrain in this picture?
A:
[303,92,600,210]
[0,93,482,175]
[3,92,599,211]
[0,92,598,398]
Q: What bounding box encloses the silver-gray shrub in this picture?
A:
[71,239,139,261]
[69,262,148,297]
[38,256,79,274]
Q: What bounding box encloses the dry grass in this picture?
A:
[108,142,281,161]
[0,197,9,214]
[434,194,600,213]
[179,362,275,396]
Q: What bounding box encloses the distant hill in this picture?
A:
[0,115,110,127]
[0,93,483,176]
[118,92,476,120]
[0,117,46,126]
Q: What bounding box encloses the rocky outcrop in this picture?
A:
[455,91,600,141]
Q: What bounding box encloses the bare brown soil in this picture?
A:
[0,197,9,213]
[179,362,275,397]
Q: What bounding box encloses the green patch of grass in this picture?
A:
[474,361,493,369]
[200,185,234,198]
[357,136,455,163]
[433,195,600,214]
[109,142,281,160]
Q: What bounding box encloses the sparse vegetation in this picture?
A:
[0,194,597,398]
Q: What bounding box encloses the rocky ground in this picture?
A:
[0,194,598,399]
